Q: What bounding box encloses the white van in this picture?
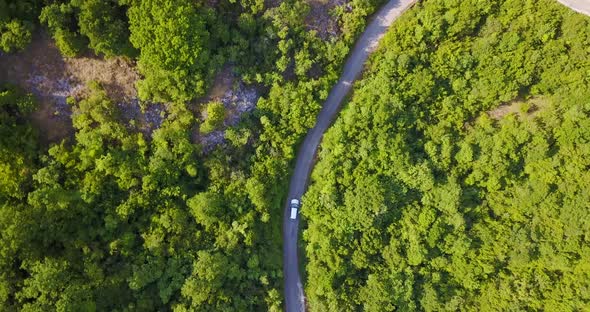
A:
[290,199,300,220]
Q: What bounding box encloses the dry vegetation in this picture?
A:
[0,31,139,144]
[488,97,550,120]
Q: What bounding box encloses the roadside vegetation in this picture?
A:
[0,0,386,310]
[302,0,590,310]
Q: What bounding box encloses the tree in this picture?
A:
[76,0,135,57]
[0,0,39,52]
[18,258,96,312]
[0,84,37,199]
[200,101,226,134]
[39,3,87,57]
[128,0,215,102]
[0,19,32,52]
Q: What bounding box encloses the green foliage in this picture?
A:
[0,84,38,310]
[302,0,590,310]
[0,0,398,309]
[76,0,136,57]
[39,3,87,57]
[0,0,39,52]
[200,101,226,134]
[0,84,37,199]
[128,0,215,103]
[0,19,32,52]
[0,81,287,310]
[40,0,133,57]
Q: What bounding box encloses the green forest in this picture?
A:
[1,0,386,310]
[2,0,590,310]
[302,0,590,310]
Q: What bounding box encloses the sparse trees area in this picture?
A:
[302,0,590,310]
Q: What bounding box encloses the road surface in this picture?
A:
[557,0,590,15]
[282,0,418,311]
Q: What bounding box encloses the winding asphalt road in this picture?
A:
[282,0,417,311]
[557,0,590,15]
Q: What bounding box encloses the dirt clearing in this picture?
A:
[306,0,351,40]
[0,31,139,144]
[488,97,550,120]
[192,67,260,152]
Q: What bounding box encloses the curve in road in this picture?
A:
[557,0,590,16]
[282,0,418,311]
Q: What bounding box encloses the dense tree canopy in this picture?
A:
[302,0,590,310]
[0,82,283,310]
[3,0,590,310]
[0,0,387,309]
[128,0,217,102]
[39,0,134,57]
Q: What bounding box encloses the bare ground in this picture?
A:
[0,31,140,144]
[305,0,351,40]
[488,97,549,120]
[117,99,166,136]
[192,67,260,152]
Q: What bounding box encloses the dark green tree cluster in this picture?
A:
[1,0,135,56]
[0,84,37,200]
[0,84,39,308]
[127,0,222,103]
[0,0,41,52]
[302,0,590,310]
[39,0,134,57]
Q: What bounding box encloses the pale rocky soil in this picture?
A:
[117,99,166,136]
[194,67,260,152]
[306,0,352,39]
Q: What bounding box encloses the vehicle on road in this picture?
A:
[282,0,418,309]
[290,199,300,220]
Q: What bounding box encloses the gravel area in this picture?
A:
[222,82,259,126]
[0,31,139,143]
[306,0,352,40]
[117,98,166,135]
[198,81,260,153]
[26,75,83,119]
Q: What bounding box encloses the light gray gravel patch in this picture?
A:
[117,98,166,135]
[198,81,260,152]
[27,74,83,119]
[222,82,259,126]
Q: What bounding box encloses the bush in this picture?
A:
[0,20,32,52]
[200,101,226,134]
